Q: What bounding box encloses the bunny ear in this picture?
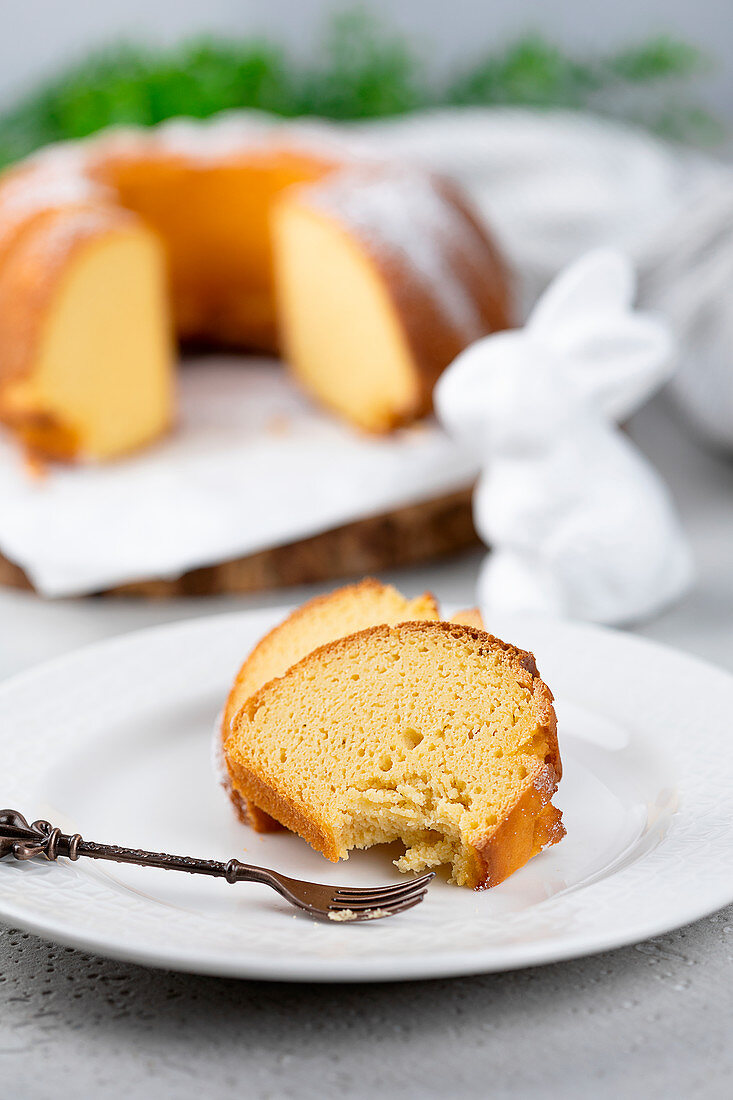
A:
[528,249,672,420]
[529,249,634,338]
[563,314,674,421]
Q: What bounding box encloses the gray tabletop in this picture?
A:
[1,396,732,1100]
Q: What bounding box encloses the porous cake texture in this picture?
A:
[223,588,564,888]
[220,578,439,830]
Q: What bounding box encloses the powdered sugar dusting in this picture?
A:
[303,168,487,339]
[95,113,282,161]
[81,111,376,168]
[0,173,100,213]
[12,205,137,274]
[533,765,559,798]
[0,112,490,340]
[0,153,108,223]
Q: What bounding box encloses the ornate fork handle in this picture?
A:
[0,808,272,886]
[1,808,434,922]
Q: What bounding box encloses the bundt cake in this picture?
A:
[220,578,440,830]
[0,116,511,460]
[87,133,337,351]
[225,619,563,888]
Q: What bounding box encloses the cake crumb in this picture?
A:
[328,907,391,922]
[23,448,49,480]
[266,414,292,436]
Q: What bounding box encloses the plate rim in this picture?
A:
[2,605,733,982]
[0,895,727,984]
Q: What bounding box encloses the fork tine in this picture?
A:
[332,882,430,905]
[332,872,435,901]
[344,893,428,922]
[329,887,429,914]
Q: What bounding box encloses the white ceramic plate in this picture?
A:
[2,607,732,982]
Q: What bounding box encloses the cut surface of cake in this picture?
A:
[273,168,511,432]
[220,578,439,830]
[0,206,173,460]
[225,620,563,888]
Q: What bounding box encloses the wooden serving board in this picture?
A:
[0,487,477,598]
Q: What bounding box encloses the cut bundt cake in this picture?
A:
[0,117,511,460]
[273,167,511,432]
[0,204,173,460]
[220,578,440,830]
[225,620,563,888]
[87,136,337,351]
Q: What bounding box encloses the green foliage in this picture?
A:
[635,101,726,146]
[293,12,426,119]
[448,35,602,109]
[0,13,722,170]
[447,30,723,146]
[451,32,714,113]
[607,35,706,83]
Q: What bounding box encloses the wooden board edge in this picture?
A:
[0,487,478,598]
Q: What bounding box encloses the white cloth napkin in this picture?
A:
[0,360,478,597]
[435,250,694,626]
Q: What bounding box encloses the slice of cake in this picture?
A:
[225,620,563,888]
[220,578,440,830]
[272,167,511,433]
[0,206,173,460]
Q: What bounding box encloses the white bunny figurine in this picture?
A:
[435,249,694,625]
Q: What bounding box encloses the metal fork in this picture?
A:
[0,809,433,923]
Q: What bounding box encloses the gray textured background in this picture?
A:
[1,910,731,1099]
[1,397,732,1098]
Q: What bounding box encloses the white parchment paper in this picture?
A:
[0,360,478,596]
